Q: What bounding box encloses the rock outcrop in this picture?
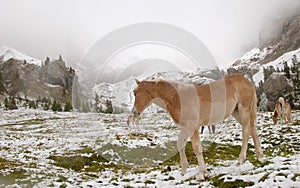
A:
[227,12,300,111]
[263,74,293,110]
[0,57,76,103]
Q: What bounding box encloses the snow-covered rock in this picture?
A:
[0,46,42,66]
[253,47,300,86]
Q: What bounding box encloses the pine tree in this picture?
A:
[43,103,49,110]
[291,55,297,73]
[105,99,113,114]
[283,61,291,79]
[11,97,16,106]
[64,102,73,112]
[35,100,39,108]
[263,67,272,81]
[57,102,62,112]
[52,100,58,111]
[0,72,5,93]
[95,93,99,105]
[37,96,41,103]
[42,97,48,103]
[95,93,100,112]
[4,97,9,110]
[29,101,36,109]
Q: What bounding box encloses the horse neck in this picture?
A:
[153,80,176,107]
[152,98,167,110]
[153,80,181,123]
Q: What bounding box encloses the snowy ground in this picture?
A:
[0,109,299,187]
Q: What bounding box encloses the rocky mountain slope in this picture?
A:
[259,13,300,65]
[92,13,300,114]
[227,13,300,111]
[0,47,76,103]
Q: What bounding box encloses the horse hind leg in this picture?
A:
[191,129,206,181]
[250,123,263,159]
[231,109,242,124]
[232,108,263,163]
[239,115,251,164]
[232,106,251,165]
[177,128,189,175]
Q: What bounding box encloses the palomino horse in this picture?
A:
[127,114,139,127]
[132,74,263,180]
[272,97,292,124]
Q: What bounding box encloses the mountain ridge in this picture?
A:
[0,47,76,105]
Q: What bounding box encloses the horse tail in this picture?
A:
[278,97,285,110]
[250,88,258,127]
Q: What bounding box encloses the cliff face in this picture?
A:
[227,13,300,111]
[263,74,294,110]
[0,57,76,103]
[258,14,300,65]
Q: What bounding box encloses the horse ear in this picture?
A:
[135,79,140,84]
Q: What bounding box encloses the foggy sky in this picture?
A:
[0,0,299,68]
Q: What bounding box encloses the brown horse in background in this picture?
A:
[273,97,292,124]
[132,74,263,180]
[127,114,139,127]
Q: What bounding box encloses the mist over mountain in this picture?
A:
[228,12,300,110]
[0,9,300,113]
[99,59,180,83]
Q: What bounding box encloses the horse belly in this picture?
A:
[200,99,236,125]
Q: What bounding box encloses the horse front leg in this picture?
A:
[191,129,206,181]
[177,128,189,175]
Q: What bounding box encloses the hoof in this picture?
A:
[238,155,246,165]
[181,169,186,176]
[198,173,205,181]
[256,151,263,160]
[237,159,245,166]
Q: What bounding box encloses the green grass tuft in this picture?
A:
[208,174,254,188]
[292,173,300,181]
[163,142,258,167]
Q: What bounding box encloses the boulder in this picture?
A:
[263,74,293,110]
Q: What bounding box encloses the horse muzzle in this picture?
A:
[132,107,140,117]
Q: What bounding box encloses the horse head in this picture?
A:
[132,79,155,117]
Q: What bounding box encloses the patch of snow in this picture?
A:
[253,47,300,86]
[0,107,299,187]
[45,83,62,88]
[0,46,42,66]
